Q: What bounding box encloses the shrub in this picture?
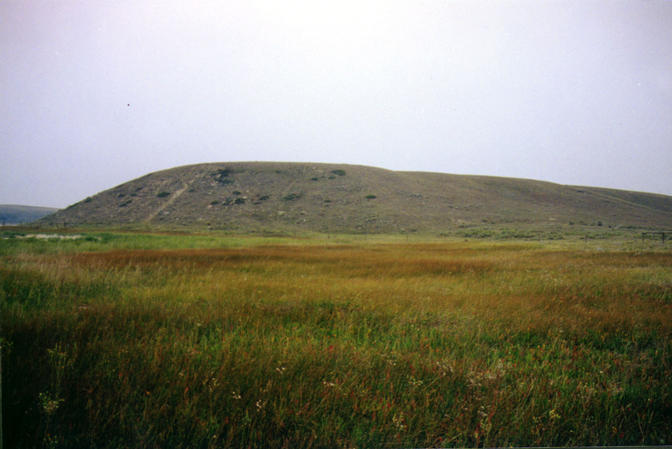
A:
[283,193,301,201]
[365,194,377,200]
[331,169,346,176]
[157,191,170,198]
[212,168,234,185]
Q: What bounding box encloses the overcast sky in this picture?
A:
[2,0,671,208]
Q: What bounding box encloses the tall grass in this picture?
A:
[1,236,671,448]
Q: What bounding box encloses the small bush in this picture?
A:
[215,168,232,177]
[157,191,170,198]
[212,168,235,185]
[283,193,301,201]
[365,194,377,200]
[331,169,346,176]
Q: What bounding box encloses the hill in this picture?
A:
[38,162,672,233]
[0,204,58,225]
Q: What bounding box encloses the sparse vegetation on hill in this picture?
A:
[36,162,672,233]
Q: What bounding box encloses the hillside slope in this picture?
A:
[39,162,672,232]
[1,205,58,225]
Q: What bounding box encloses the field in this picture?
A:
[1,230,671,448]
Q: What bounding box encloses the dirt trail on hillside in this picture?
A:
[144,182,189,223]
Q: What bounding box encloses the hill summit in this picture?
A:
[41,162,672,232]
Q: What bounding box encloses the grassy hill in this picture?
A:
[0,204,58,225]
[39,162,672,232]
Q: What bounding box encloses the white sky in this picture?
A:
[1,0,671,208]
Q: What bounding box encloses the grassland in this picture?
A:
[1,230,671,448]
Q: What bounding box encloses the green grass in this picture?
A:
[1,231,671,448]
[0,230,316,256]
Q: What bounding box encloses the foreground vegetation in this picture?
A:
[1,230,671,448]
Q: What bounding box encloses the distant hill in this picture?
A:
[0,205,58,225]
[38,162,672,232]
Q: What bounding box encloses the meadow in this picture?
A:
[1,230,671,448]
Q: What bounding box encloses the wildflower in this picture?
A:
[39,392,63,416]
[478,405,493,436]
[207,377,219,393]
[468,371,482,388]
[549,408,561,420]
[255,399,266,411]
[435,359,454,376]
[231,391,242,400]
[392,412,406,431]
[408,376,423,387]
